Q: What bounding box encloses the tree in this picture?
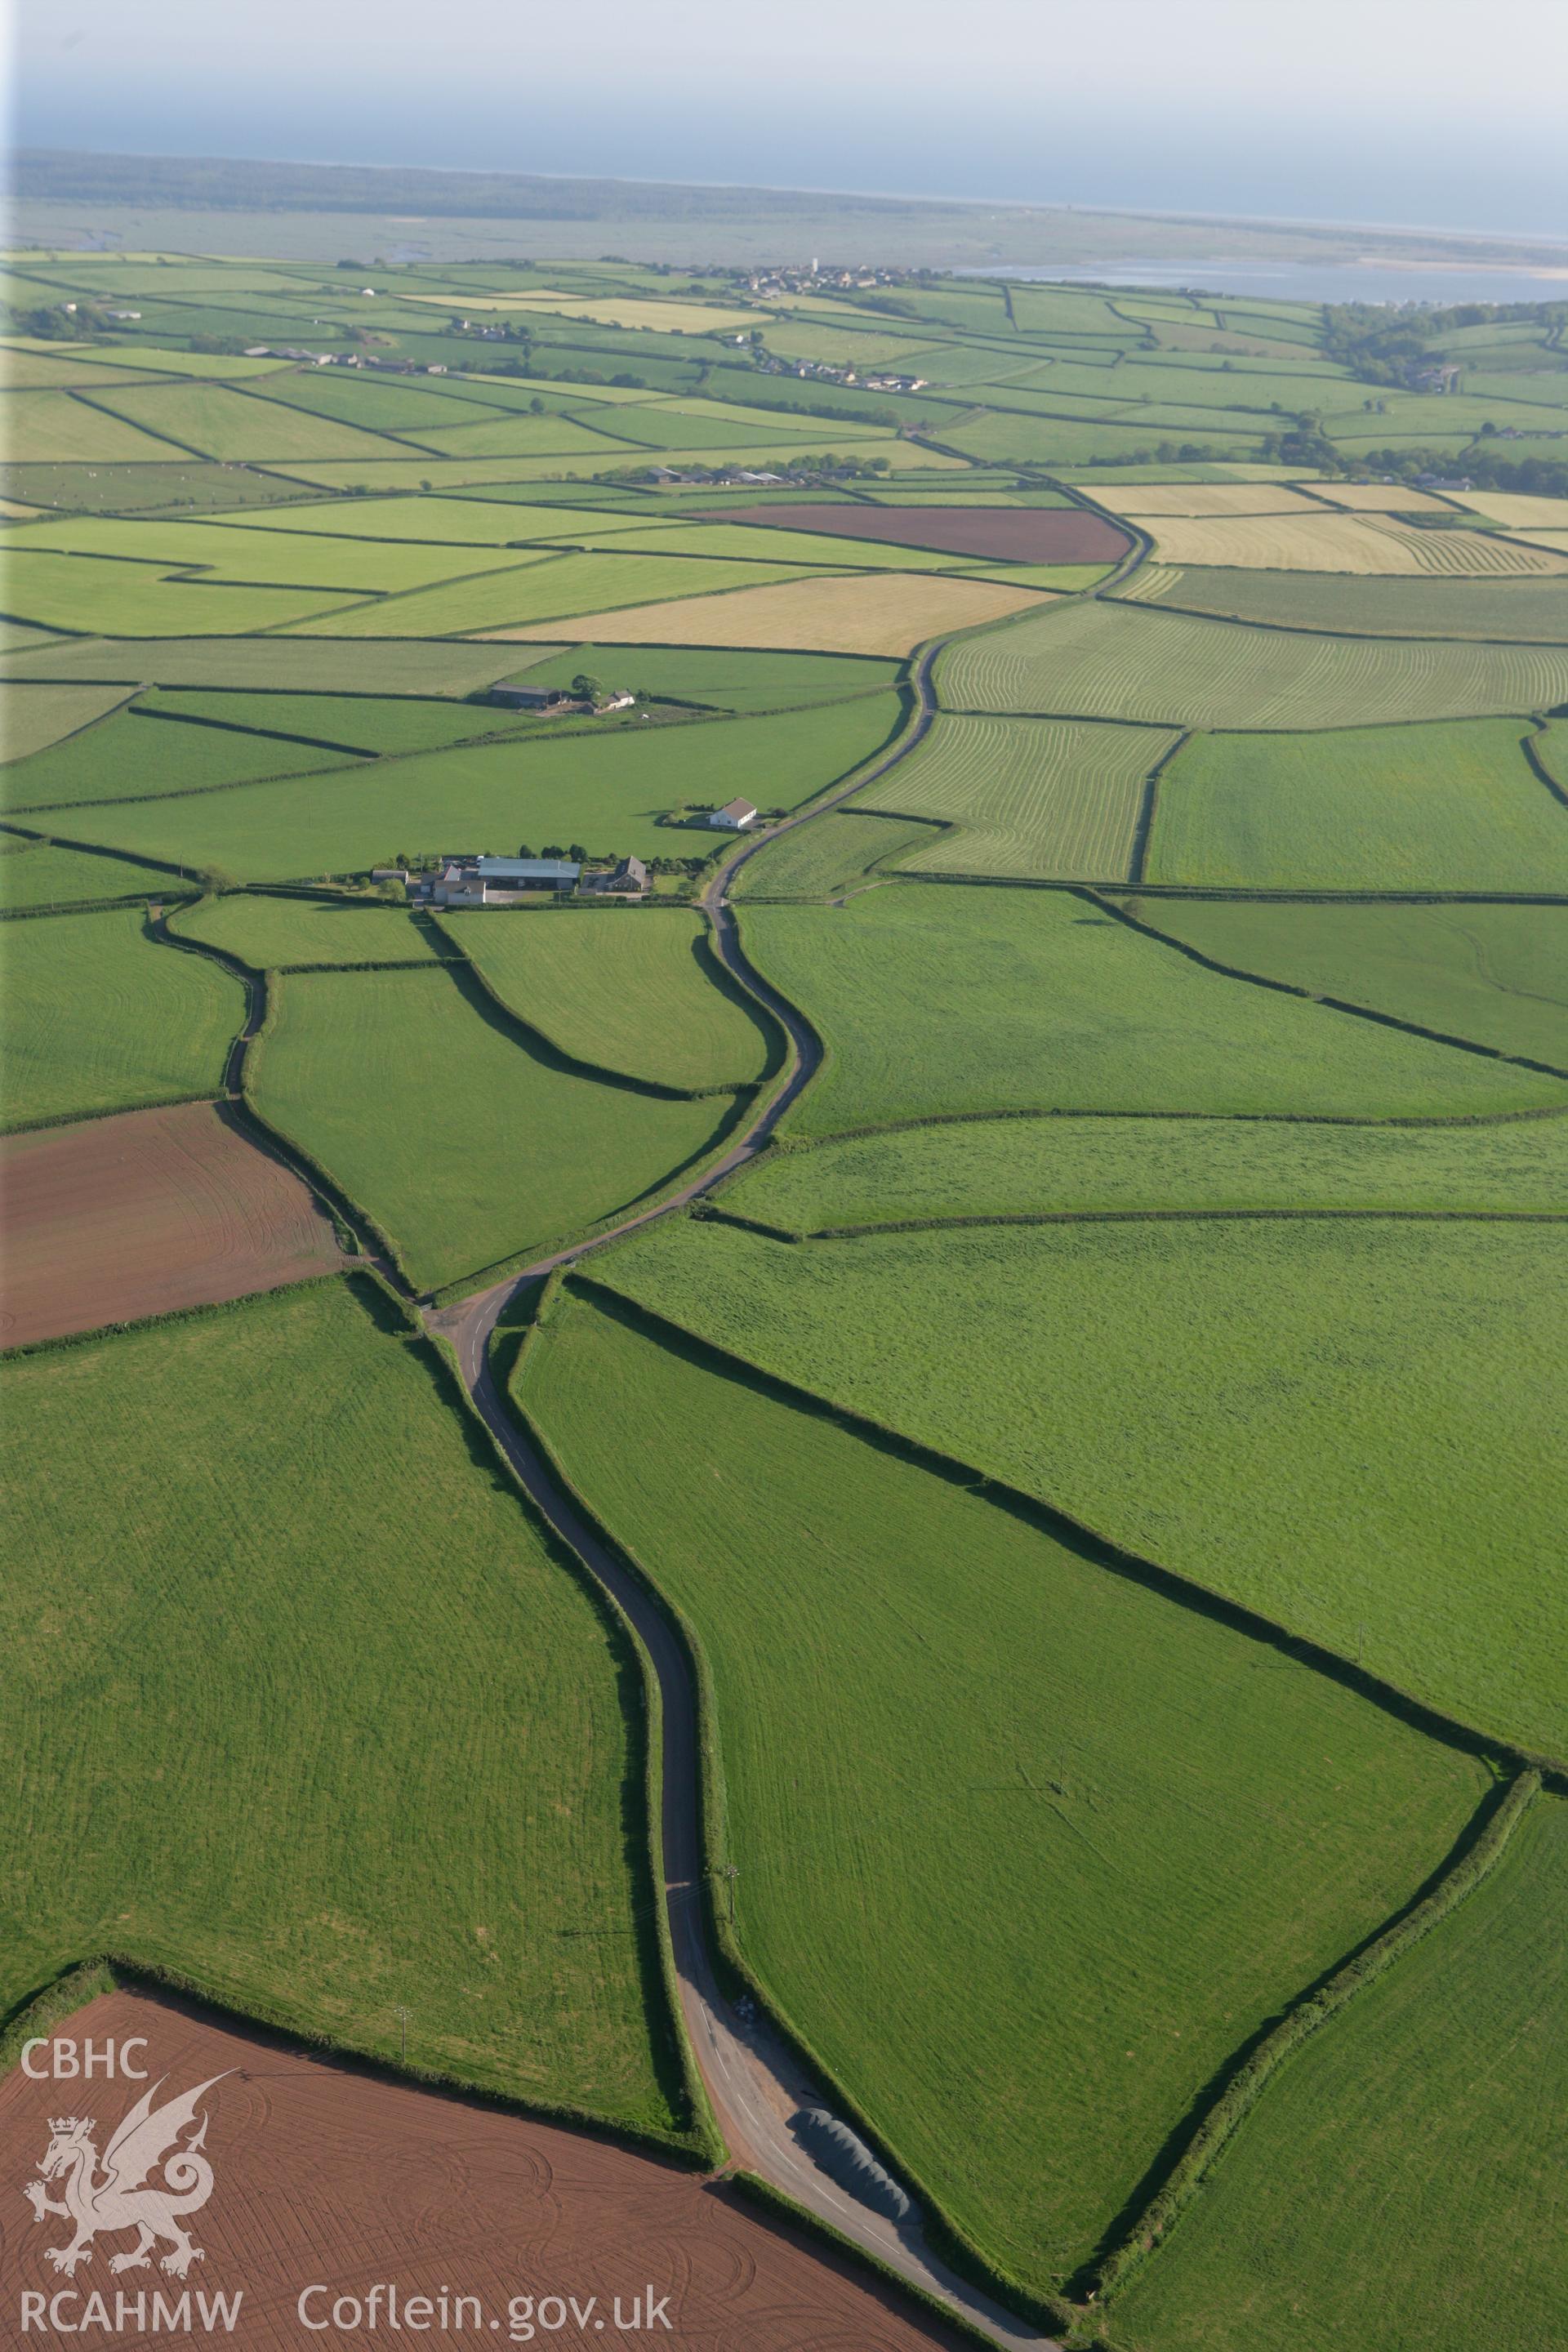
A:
[571,672,607,705]
[568,843,587,863]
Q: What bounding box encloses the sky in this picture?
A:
[13,0,1568,238]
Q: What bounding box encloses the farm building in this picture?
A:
[425,857,581,906]
[492,684,575,711]
[581,856,649,897]
[710,798,759,831]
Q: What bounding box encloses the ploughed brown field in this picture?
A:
[2,1992,969,2349]
[0,1101,340,1348]
[709,501,1133,564]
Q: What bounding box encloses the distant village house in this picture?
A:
[710,798,758,831]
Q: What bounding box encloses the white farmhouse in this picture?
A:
[710,798,758,831]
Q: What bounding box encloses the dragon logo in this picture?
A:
[23,2074,229,2280]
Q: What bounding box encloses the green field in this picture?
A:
[2,390,185,463]
[1,635,525,695]
[252,964,730,1289]
[2,680,131,762]
[732,808,946,898]
[2,705,361,813]
[0,550,366,637]
[1117,1792,1568,2352]
[726,1112,1568,1230]
[0,837,177,911]
[292,549,835,636]
[144,687,538,756]
[58,696,903,884]
[512,641,903,712]
[210,494,665,546]
[595,1214,1568,1757]
[442,907,770,1091]
[1,905,242,1128]
[1116,564,1568,642]
[1,1278,685,2140]
[1120,899,1568,1070]
[169,891,448,968]
[941,599,1568,730]
[85,379,404,461]
[17,514,547,597]
[858,713,1174,879]
[519,1284,1486,2292]
[1146,719,1568,892]
[738,887,1565,1134]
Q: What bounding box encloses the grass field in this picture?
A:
[857,713,1174,879]
[85,380,403,461]
[1120,900,1568,1070]
[169,892,448,968]
[738,887,1565,1134]
[2,390,187,463]
[1,636,526,695]
[0,837,176,911]
[442,908,771,1091]
[0,550,366,637]
[1114,565,1568,642]
[2,906,242,1129]
[511,642,902,712]
[60,696,903,884]
[561,519,991,572]
[942,600,1568,729]
[2,681,131,762]
[142,687,538,756]
[216,494,665,546]
[519,1284,1486,2293]
[732,808,946,898]
[0,1277,684,2140]
[252,965,729,1289]
[596,1214,1568,1757]
[2,706,361,813]
[1116,1792,1568,2352]
[726,1113,1568,1229]
[294,550,833,637]
[1146,719,1568,892]
[494,572,1052,656]
[16,514,550,597]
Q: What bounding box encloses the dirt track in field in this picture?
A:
[0,1101,341,1347]
[708,503,1133,564]
[2,1991,973,2350]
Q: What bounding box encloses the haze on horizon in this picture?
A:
[13,0,1568,241]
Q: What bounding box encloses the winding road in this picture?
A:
[426,645,1059,2348]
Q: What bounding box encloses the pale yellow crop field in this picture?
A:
[1089,483,1320,518]
[1302,483,1457,514]
[1134,510,1568,576]
[404,293,766,333]
[483,571,1054,657]
[1457,492,1568,532]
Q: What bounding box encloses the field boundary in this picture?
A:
[425,910,765,1102]
[502,1306,1074,2336]
[0,1950,716,2172]
[1092,885,1568,1080]
[697,1203,1568,1245]
[1088,1767,1543,2307]
[1126,728,1190,888]
[724,2173,1011,2352]
[561,1267,1564,1779]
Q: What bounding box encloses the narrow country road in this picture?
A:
[426,645,1060,2349]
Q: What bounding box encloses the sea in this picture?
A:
[962,261,1568,308]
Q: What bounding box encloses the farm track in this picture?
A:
[427,648,1060,2348]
